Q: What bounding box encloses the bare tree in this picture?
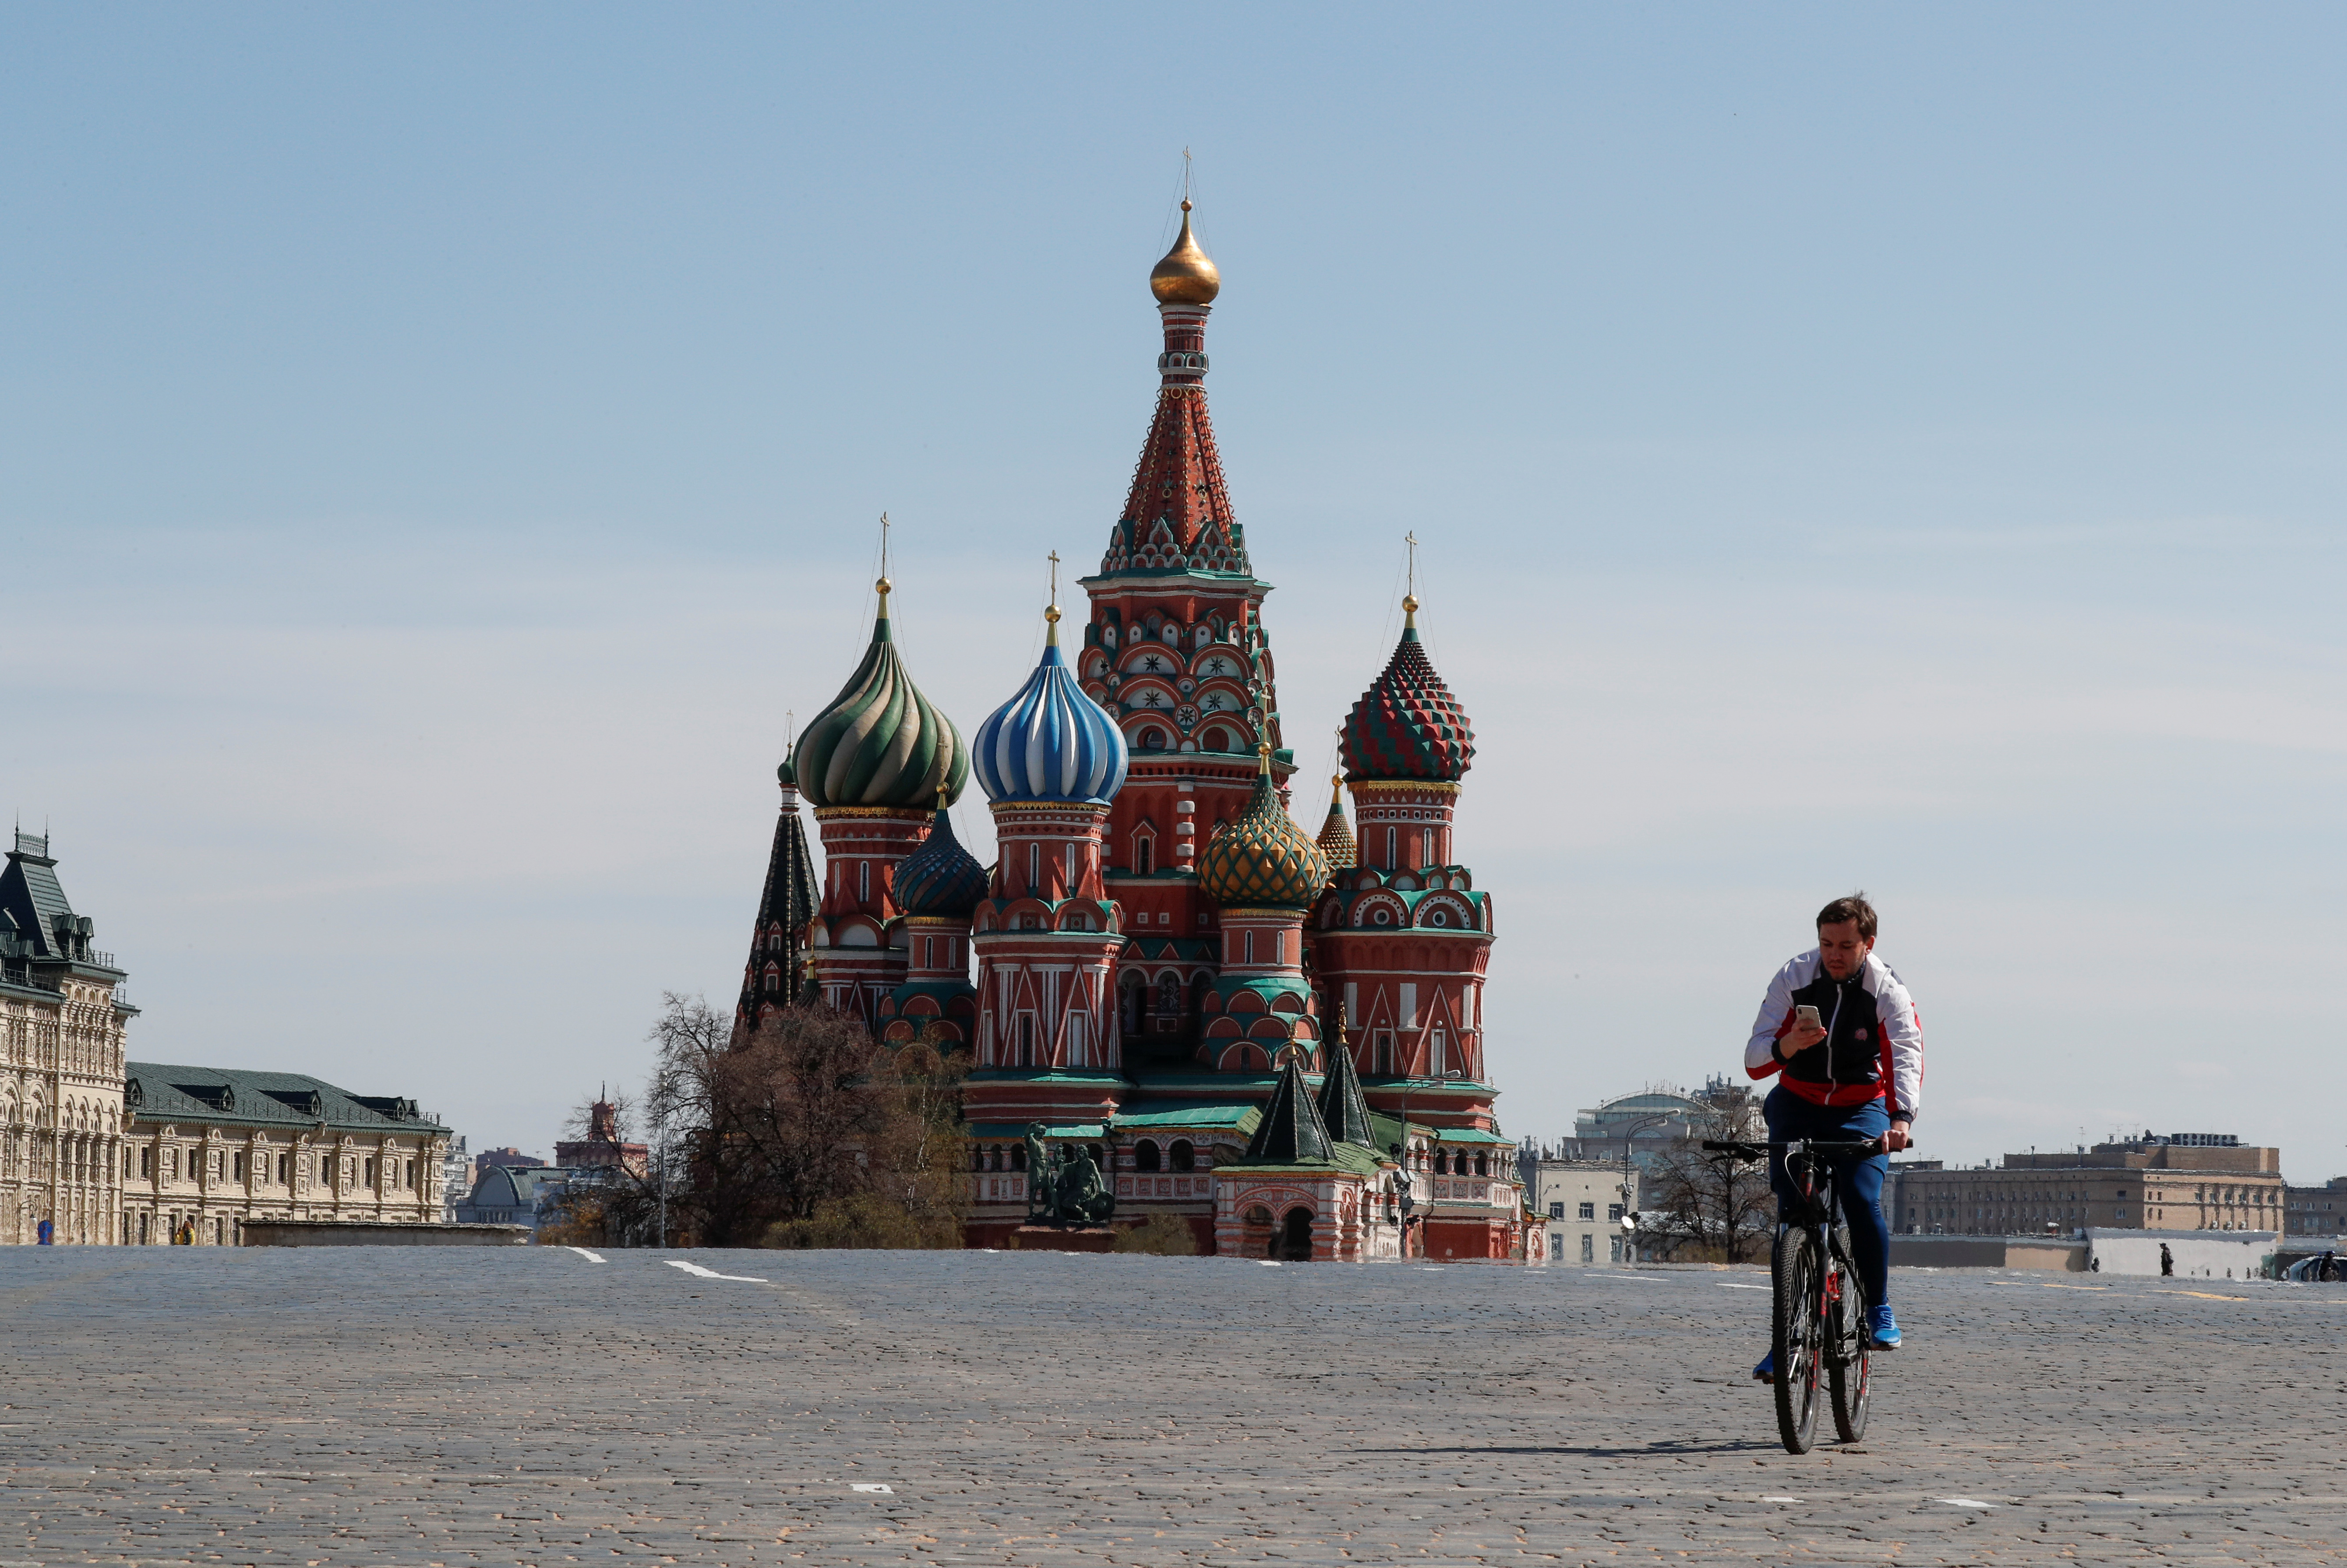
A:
[1637,1093,1775,1264]
[643,993,968,1248]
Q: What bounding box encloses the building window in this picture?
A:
[1578,1202,1595,1220]
[1067,1015,1088,1068]
[1170,1140,1195,1173]
[1135,1140,1162,1173]
[858,861,870,903]
[140,1147,152,1178]
[1134,837,1153,876]
[1580,1233,1595,1263]
[1373,1031,1395,1075]
[1434,1150,1450,1175]
[1028,843,1041,892]
[1017,1015,1036,1068]
[277,1152,289,1184]
[1547,1202,1564,1219]
[1431,1026,1447,1076]
[1608,1204,1624,1223]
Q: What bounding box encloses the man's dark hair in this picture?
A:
[1816,893,1878,941]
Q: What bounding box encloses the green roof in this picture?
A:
[967,1122,1106,1140]
[125,1063,447,1135]
[1112,1101,1263,1131]
[1436,1128,1515,1145]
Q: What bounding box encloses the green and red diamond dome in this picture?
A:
[1339,603,1474,784]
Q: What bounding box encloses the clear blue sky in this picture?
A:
[6,7,2342,1177]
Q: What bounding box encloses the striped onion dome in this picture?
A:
[1339,597,1475,784]
[796,582,969,810]
[1315,774,1357,871]
[1199,758,1331,910]
[895,803,989,919]
[972,609,1129,804]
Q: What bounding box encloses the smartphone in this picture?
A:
[1794,1004,1822,1030]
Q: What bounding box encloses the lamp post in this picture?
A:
[1615,1111,1676,1265]
[1389,1067,1464,1260]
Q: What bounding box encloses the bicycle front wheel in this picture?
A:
[1828,1241,1871,1444]
[1771,1226,1822,1454]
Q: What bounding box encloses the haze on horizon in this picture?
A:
[4,6,2340,1178]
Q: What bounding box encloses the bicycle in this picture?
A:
[1701,1136,1887,1453]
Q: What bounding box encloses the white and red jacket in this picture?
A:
[1744,949,1924,1121]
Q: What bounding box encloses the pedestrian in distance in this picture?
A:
[2160,1242,2174,1277]
[1743,893,1923,1383]
[36,1217,53,1245]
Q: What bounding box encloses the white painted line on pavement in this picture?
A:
[1761,1495,1800,1503]
[852,1483,893,1493]
[564,1247,607,1263]
[1719,1283,1768,1290]
[1259,1260,1281,1266]
[1590,1272,1659,1281]
[1938,1498,1999,1508]
[665,1259,769,1283]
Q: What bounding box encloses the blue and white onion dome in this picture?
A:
[973,603,1129,804]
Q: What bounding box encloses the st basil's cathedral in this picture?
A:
[736,200,1532,1263]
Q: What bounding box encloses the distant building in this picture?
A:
[0,831,134,1245]
[2283,1177,2347,1241]
[453,1163,579,1232]
[120,1064,450,1245]
[1528,1158,1638,1265]
[554,1098,648,1178]
[1563,1078,1761,1175]
[438,1135,470,1221]
[1888,1134,2283,1237]
[473,1146,546,1182]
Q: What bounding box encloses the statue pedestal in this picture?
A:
[1013,1225,1116,1254]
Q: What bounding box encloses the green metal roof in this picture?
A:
[1112,1101,1263,1131]
[125,1063,448,1135]
[967,1122,1106,1140]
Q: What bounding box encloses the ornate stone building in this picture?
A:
[0,832,131,1245]
[750,198,1528,1260]
[120,1065,451,1245]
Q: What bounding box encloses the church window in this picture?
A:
[1170,1140,1196,1172]
[1028,843,1041,892]
[1386,827,1397,867]
[1429,907,1449,927]
[1157,974,1181,1017]
[1067,1015,1088,1068]
[1064,844,1076,890]
[1243,930,1255,965]
[1373,1031,1396,1075]
[1430,1025,1447,1075]
[1017,1015,1036,1067]
[1135,1139,1162,1172]
[971,1146,985,1172]
[858,862,870,903]
[1139,728,1165,752]
[1474,1153,1488,1177]
[1010,1144,1027,1172]
[1135,836,1154,874]
[1435,1150,1451,1175]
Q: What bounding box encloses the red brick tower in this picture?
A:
[1076,199,1295,1068]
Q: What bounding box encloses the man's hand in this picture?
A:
[1882,1123,1912,1154]
[1779,1022,1828,1056]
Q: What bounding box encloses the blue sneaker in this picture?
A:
[1870,1304,1902,1350]
[1753,1350,1775,1384]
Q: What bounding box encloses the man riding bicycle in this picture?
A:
[1744,893,1923,1381]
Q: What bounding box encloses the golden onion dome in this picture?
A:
[1150,200,1221,306]
[1199,751,1330,909]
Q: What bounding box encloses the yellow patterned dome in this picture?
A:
[1199,756,1329,909]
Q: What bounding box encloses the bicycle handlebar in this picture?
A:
[1699,1137,1904,1158]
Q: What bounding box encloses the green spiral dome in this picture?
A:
[795,594,969,810]
[1199,766,1331,910]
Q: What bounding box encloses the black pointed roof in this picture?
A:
[1315,1036,1376,1149]
[1243,1056,1334,1165]
[737,772,820,1029]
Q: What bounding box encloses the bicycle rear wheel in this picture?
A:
[1771,1226,1822,1454]
[1827,1241,1871,1444]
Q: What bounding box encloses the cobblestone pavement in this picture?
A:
[4,1247,2344,1566]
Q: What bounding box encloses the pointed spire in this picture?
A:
[1244,1056,1334,1164]
[1315,774,1357,870]
[1316,1018,1376,1147]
